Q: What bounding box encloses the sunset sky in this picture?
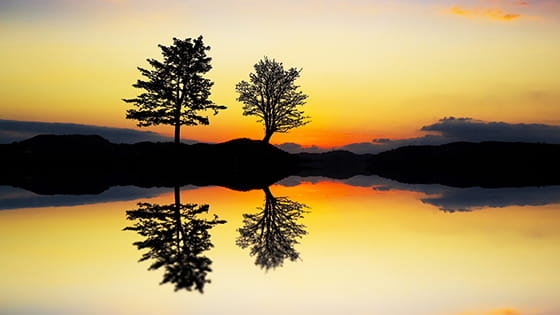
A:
[1,0,559,147]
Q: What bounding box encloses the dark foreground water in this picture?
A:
[1,176,559,315]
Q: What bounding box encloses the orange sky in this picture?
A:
[1,0,559,147]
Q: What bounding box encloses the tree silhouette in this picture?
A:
[124,186,225,292]
[236,186,309,270]
[123,36,226,145]
[235,57,309,144]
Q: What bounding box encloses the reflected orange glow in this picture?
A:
[1,183,560,314]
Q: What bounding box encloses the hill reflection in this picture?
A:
[3,176,560,213]
[279,176,560,213]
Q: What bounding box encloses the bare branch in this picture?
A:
[235,57,310,143]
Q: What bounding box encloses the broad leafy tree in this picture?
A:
[124,186,225,292]
[124,36,225,145]
[236,186,309,270]
[235,57,309,144]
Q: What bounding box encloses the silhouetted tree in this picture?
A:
[124,186,225,292]
[236,186,309,270]
[123,36,226,145]
[235,57,309,144]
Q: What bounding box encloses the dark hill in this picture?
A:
[0,135,297,193]
[19,134,112,147]
[369,141,560,187]
[2,135,560,194]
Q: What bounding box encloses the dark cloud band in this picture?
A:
[279,117,560,154]
[0,119,182,144]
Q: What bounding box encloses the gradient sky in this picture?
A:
[1,0,559,146]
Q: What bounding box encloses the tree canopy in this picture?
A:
[236,57,309,144]
[123,36,225,145]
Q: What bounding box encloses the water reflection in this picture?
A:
[4,175,560,214]
[280,176,560,213]
[351,176,560,212]
[2,179,560,314]
[0,186,170,210]
[420,186,560,212]
[124,186,226,292]
[237,186,309,270]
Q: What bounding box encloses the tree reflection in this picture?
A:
[237,186,309,270]
[124,186,225,292]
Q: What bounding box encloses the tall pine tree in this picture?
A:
[124,36,225,145]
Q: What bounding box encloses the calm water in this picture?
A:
[1,176,560,315]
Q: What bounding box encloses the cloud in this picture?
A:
[278,134,450,154]
[292,133,450,154]
[276,142,328,154]
[280,117,560,155]
[0,119,193,144]
[335,136,451,154]
[421,117,560,143]
[372,138,391,144]
[447,5,522,21]
[276,176,330,187]
[338,142,385,154]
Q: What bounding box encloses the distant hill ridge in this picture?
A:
[368,141,560,187]
[0,135,296,192]
[1,134,560,193]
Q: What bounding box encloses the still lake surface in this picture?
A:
[1,175,560,315]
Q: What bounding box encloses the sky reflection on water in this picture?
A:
[1,177,559,315]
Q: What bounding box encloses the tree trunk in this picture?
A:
[174,122,181,146]
[173,185,185,253]
[262,130,273,144]
[262,186,274,201]
[174,185,181,206]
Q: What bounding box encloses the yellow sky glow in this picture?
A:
[1,0,559,146]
